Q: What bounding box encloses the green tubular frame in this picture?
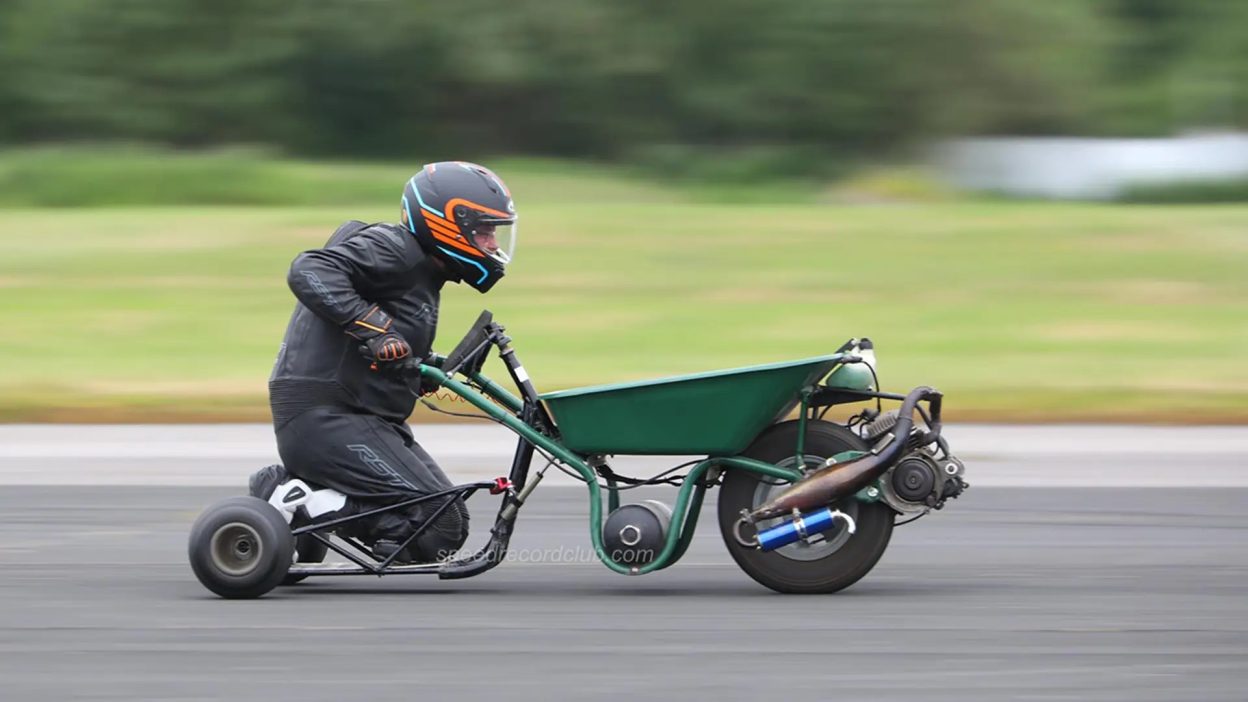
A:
[794,388,811,460]
[465,369,523,414]
[420,365,805,575]
[604,473,621,513]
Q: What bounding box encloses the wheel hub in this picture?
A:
[210,522,264,576]
[750,454,858,562]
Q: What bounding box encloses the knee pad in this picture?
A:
[365,496,471,561]
[414,497,470,560]
[434,497,470,538]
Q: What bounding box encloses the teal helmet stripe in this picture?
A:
[436,246,489,285]
[408,176,445,218]
[401,195,417,234]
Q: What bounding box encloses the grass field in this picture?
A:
[1,154,1245,423]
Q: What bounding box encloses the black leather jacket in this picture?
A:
[269,220,448,427]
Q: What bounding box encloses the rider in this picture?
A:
[252,162,518,562]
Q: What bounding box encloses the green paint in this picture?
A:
[831,450,868,463]
[464,369,523,413]
[854,481,883,503]
[421,367,811,576]
[655,480,708,571]
[604,473,621,513]
[794,387,811,464]
[539,355,845,455]
[824,362,875,391]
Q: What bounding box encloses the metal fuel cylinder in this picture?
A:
[756,507,856,551]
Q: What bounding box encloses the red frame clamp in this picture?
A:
[490,477,513,495]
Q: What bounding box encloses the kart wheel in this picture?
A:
[717,420,894,594]
[188,496,294,599]
[282,533,330,585]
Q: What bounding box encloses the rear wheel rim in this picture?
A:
[750,454,859,562]
[210,522,264,576]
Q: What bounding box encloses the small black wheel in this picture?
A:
[282,533,330,585]
[188,496,294,599]
[718,420,894,594]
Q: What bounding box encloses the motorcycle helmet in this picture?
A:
[402,162,517,293]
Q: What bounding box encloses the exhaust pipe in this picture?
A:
[754,507,855,551]
[745,386,942,523]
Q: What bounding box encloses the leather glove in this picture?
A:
[346,306,412,372]
[415,371,441,396]
[361,332,412,368]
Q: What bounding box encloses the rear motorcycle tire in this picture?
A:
[717,420,894,594]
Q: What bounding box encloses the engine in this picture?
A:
[880,450,966,514]
[857,409,967,514]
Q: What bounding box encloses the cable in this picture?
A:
[812,354,882,422]
[512,439,585,484]
[420,388,583,487]
[598,460,704,491]
[419,398,497,422]
[894,511,928,526]
[846,410,866,431]
[552,463,588,482]
[532,453,565,481]
[865,361,883,415]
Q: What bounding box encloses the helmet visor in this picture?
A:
[470,219,517,265]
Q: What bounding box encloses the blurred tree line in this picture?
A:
[0,0,1244,175]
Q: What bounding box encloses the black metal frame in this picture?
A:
[292,483,487,574]
[286,313,553,580]
[809,386,908,406]
[807,385,947,448]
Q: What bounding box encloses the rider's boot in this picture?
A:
[369,502,468,564]
[248,464,289,500]
[370,539,423,564]
[368,511,426,564]
[248,464,352,530]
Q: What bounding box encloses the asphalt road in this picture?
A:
[3,423,1247,486]
[2,484,1246,701]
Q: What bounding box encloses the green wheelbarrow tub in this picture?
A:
[539,355,844,456]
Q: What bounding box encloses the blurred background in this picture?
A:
[0,0,1245,423]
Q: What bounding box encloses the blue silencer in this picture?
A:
[756,507,843,551]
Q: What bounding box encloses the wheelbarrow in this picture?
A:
[188,311,967,597]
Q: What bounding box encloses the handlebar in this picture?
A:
[442,310,495,377]
[407,310,546,421]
